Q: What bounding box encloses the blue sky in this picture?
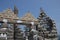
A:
[0,0,60,34]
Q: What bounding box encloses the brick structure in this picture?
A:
[0,6,58,40]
